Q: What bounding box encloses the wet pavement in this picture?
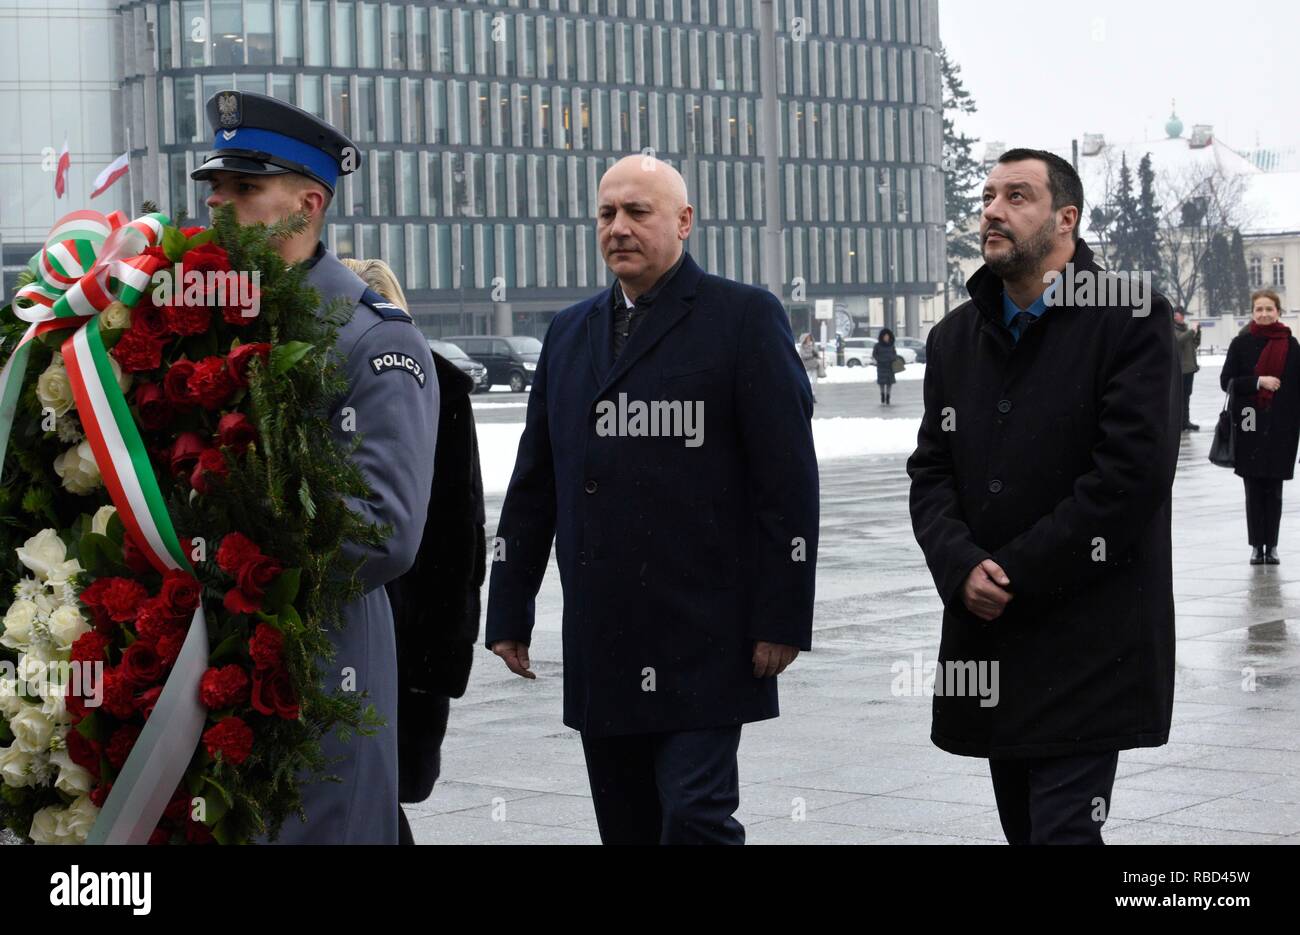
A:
[410,364,1300,844]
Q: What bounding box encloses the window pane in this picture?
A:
[210,0,243,66]
[180,0,206,65]
[377,151,395,215]
[334,1,355,68]
[175,76,198,142]
[381,78,399,142]
[356,77,376,141]
[307,0,328,66]
[358,2,381,69]
[245,0,273,65]
[388,6,405,69]
[277,0,301,65]
[329,75,352,137]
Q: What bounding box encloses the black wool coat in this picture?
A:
[1220,332,1300,480]
[485,254,819,738]
[907,240,1181,758]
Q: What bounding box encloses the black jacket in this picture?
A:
[485,254,819,737]
[1220,332,1300,480]
[386,354,485,801]
[907,240,1181,758]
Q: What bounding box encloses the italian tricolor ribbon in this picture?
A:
[1,210,210,844]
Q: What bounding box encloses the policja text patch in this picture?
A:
[370,351,426,386]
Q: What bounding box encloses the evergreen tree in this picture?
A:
[1230,228,1251,313]
[1135,153,1164,286]
[1203,232,1232,314]
[939,44,982,307]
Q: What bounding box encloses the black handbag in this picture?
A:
[1209,387,1235,467]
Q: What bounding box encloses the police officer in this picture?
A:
[192,90,438,844]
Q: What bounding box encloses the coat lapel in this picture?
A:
[586,287,617,387]
[598,254,704,394]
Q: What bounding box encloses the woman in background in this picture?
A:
[798,332,821,404]
[872,328,898,406]
[1221,289,1300,564]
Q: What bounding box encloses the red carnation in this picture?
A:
[163,359,197,406]
[191,447,230,493]
[251,665,300,720]
[216,532,262,575]
[111,327,165,373]
[188,356,236,410]
[133,382,174,431]
[106,724,142,770]
[221,283,262,327]
[122,641,163,688]
[202,716,253,765]
[131,301,169,340]
[121,531,155,575]
[168,431,207,478]
[248,623,284,670]
[136,685,164,720]
[65,729,102,778]
[162,301,212,336]
[69,630,110,666]
[156,630,186,668]
[227,342,272,387]
[200,664,250,710]
[217,412,257,451]
[90,783,113,808]
[159,569,201,617]
[101,668,136,719]
[92,577,149,624]
[163,787,191,822]
[134,597,179,643]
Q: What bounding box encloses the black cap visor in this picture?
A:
[191,151,336,193]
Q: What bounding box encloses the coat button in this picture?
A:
[577,550,587,564]
[988,479,1004,494]
[997,399,1012,414]
[584,479,598,494]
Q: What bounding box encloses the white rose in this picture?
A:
[0,744,38,788]
[29,803,78,844]
[99,300,131,330]
[0,677,24,719]
[9,705,54,754]
[91,505,117,537]
[53,441,102,496]
[40,685,70,724]
[35,357,75,417]
[108,355,132,394]
[1,599,38,650]
[49,748,93,797]
[47,605,89,652]
[16,529,67,581]
[18,649,56,699]
[64,794,99,842]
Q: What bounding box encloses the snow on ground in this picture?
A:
[478,416,920,494]
[819,363,925,383]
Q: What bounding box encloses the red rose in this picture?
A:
[159,569,201,617]
[131,301,169,340]
[69,630,110,666]
[136,685,164,720]
[216,532,262,575]
[236,554,282,602]
[162,301,212,336]
[251,665,300,720]
[185,821,215,845]
[90,784,113,808]
[199,664,250,710]
[202,716,253,765]
[248,623,284,670]
[221,284,262,327]
[168,431,207,478]
[89,578,149,624]
[133,382,174,431]
[223,587,262,616]
[65,729,102,778]
[111,327,164,373]
[122,641,163,688]
[227,342,272,387]
[183,241,232,274]
[188,356,236,410]
[105,724,142,769]
[121,531,155,575]
[156,630,186,668]
[190,447,229,493]
[163,787,191,822]
[180,226,205,238]
[163,359,197,406]
[217,412,257,451]
[148,828,170,846]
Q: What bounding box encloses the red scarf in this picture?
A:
[1251,320,1291,409]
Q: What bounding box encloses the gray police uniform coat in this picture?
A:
[271,246,438,843]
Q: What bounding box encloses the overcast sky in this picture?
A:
[938,0,1299,158]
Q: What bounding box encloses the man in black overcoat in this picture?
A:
[485,155,819,844]
[907,148,1181,844]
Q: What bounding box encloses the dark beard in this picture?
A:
[983,215,1057,281]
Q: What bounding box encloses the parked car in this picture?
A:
[894,336,927,364]
[840,336,917,368]
[442,334,542,392]
[429,340,490,393]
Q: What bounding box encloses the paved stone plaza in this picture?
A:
[408,367,1300,844]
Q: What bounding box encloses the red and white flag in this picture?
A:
[90,152,130,200]
[54,140,70,199]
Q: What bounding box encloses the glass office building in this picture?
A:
[121,0,944,337]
